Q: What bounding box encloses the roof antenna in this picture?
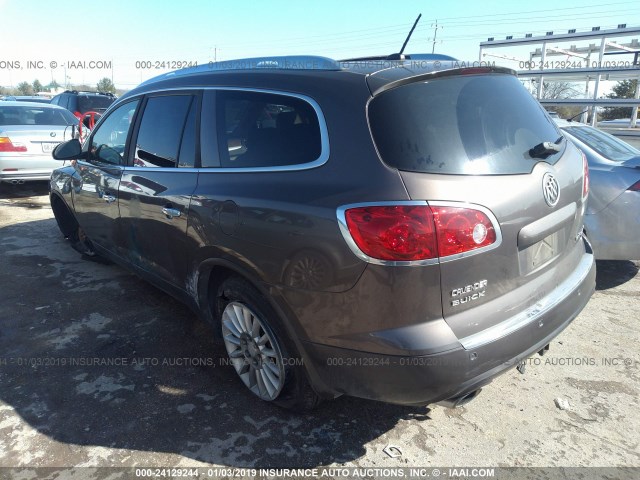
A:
[388,14,422,60]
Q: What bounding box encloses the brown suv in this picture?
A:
[49,55,596,409]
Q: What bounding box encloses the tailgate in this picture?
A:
[368,71,589,340]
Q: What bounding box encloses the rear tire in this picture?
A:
[216,276,322,411]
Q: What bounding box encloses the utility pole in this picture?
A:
[431,20,440,54]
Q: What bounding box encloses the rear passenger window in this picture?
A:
[134,95,194,168]
[216,91,322,168]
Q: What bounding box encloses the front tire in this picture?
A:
[217,276,322,410]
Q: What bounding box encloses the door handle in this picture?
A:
[103,194,116,204]
[162,207,181,219]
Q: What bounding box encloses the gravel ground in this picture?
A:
[0,182,638,476]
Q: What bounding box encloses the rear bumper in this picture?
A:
[0,155,59,182]
[301,241,596,405]
[0,171,53,182]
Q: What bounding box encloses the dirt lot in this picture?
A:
[0,182,639,473]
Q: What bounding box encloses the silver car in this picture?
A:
[0,101,78,185]
[556,119,640,260]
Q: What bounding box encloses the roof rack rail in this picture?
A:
[62,90,115,96]
[339,53,457,62]
[143,55,341,84]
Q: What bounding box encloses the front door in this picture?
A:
[72,100,140,253]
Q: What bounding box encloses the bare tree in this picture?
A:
[527,80,583,119]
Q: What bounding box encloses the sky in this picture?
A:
[1,0,639,91]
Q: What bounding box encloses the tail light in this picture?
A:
[581,152,589,199]
[0,137,27,152]
[341,203,498,263]
[432,206,497,257]
[73,111,82,119]
[628,180,640,192]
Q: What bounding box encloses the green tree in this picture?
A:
[16,81,33,96]
[48,80,60,90]
[96,77,116,94]
[32,79,43,93]
[602,80,639,121]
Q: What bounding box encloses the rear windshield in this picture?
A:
[78,95,115,112]
[0,105,78,126]
[368,74,564,175]
[563,125,640,162]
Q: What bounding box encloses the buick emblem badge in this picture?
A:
[542,173,560,207]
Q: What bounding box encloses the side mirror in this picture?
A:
[52,139,83,160]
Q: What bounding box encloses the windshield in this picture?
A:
[563,126,640,162]
[368,74,564,175]
[0,105,78,126]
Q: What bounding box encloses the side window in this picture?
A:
[88,100,139,165]
[216,90,322,168]
[178,99,197,168]
[134,95,194,168]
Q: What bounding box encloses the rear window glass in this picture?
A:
[563,126,640,162]
[78,95,115,112]
[368,74,564,175]
[0,105,78,126]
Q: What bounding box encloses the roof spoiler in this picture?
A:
[371,65,517,96]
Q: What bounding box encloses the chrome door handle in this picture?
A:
[162,207,181,219]
[103,194,116,204]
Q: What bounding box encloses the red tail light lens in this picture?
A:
[73,111,82,118]
[344,205,437,261]
[343,204,497,262]
[0,137,27,152]
[628,180,640,192]
[431,207,497,257]
[581,152,589,199]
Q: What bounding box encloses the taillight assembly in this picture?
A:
[344,205,437,261]
[581,151,589,199]
[628,180,640,192]
[432,206,497,257]
[0,137,27,153]
[73,111,82,118]
[341,203,498,263]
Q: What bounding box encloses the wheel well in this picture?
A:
[50,194,77,238]
[202,265,236,335]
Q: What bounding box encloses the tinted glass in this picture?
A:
[134,95,194,168]
[178,99,197,168]
[564,126,640,162]
[88,100,139,165]
[77,95,115,112]
[369,74,564,175]
[216,90,321,168]
[0,105,78,126]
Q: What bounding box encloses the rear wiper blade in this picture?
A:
[529,140,562,159]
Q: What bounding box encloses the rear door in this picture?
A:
[72,99,140,252]
[368,72,588,340]
[118,92,200,290]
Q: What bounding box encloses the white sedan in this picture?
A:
[0,101,78,184]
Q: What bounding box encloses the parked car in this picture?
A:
[1,95,51,104]
[50,90,116,127]
[0,101,78,184]
[555,119,640,260]
[49,55,595,409]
